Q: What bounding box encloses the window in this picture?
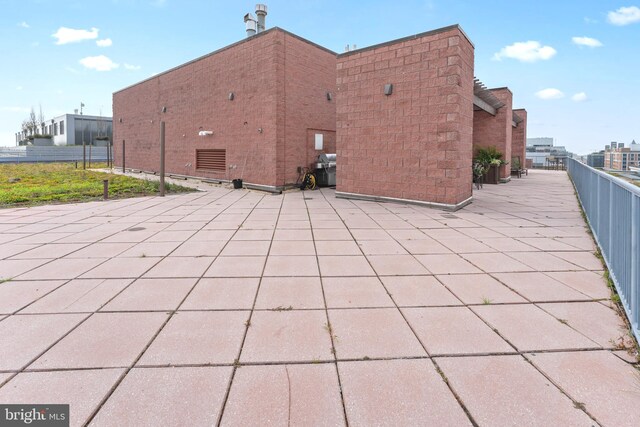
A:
[196,149,226,172]
[60,120,64,135]
[54,123,58,135]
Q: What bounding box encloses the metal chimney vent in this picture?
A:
[255,4,268,33]
[244,13,257,37]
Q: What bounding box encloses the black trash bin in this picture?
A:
[232,179,243,189]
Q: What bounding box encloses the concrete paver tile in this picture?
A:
[403,307,514,355]
[101,278,195,311]
[436,355,594,426]
[241,310,332,363]
[255,277,325,309]
[0,369,124,427]
[357,240,408,255]
[552,251,603,270]
[381,276,461,306]
[0,313,88,370]
[339,359,471,426]
[323,277,394,308]
[80,257,160,279]
[315,240,361,256]
[366,255,430,276]
[205,256,266,277]
[116,241,181,257]
[168,240,226,257]
[269,240,316,255]
[415,254,481,275]
[21,279,132,313]
[220,240,271,256]
[538,302,630,348]
[180,278,258,310]
[318,256,375,277]
[396,238,452,254]
[507,251,582,272]
[472,304,600,351]
[525,351,640,427]
[30,312,168,369]
[138,311,247,365]
[493,272,592,302]
[11,243,88,259]
[545,271,610,299]
[0,259,53,280]
[90,367,231,427]
[0,280,66,314]
[437,274,526,304]
[263,255,319,277]
[222,364,345,426]
[329,308,426,359]
[463,251,536,273]
[142,256,214,278]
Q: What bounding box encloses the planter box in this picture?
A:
[484,165,500,184]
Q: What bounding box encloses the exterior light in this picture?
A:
[198,130,213,136]
[384,84,393,96]
[228,92,235,101]
[326,92,332,101]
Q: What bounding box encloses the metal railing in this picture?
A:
[567,158,639,343]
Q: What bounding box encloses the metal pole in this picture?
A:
[122,140,126,173]
[82,119,86,170]
[160,121,165,197]
[103,179,109,200]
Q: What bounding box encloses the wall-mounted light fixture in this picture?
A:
[119,118,123,123]
[384,84,393,96]
[198,130,213,136]
[326,92,332,101]
[161,106,167,113]
[258,128,263,133]
[228,92,235,101]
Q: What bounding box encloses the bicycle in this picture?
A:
[297,167,317,191]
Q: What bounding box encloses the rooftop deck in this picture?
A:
[0,170,638,425]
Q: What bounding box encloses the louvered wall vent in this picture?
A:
[196,149,226,172]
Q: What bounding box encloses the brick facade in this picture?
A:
[113,28,336,190]
[512,108,527,167]
[472,88,512,181]
[335,25,475,209]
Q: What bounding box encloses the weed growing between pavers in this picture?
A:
[0,163,194,207]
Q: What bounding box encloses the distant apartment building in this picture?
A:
[16,113,113,146]
[604,140,640,171]
[526,137,568,168]
[586,151,605,168]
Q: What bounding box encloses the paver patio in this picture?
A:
[0,170,639,426]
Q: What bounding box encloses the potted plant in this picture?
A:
[472,162,486,189]
[474,146,507,184]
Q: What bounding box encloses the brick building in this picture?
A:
[512,109,527,167]
[113,22,526,209]
[113,28,336,192]
[604,141,640,171]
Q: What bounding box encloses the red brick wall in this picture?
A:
[335,26,475,207]
[512,108,527,167]
[279,32,337,185]
[113,29,336,188]
[472,88,512,180]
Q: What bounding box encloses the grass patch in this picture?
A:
[0,163,194,207]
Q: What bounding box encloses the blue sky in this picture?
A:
[1,0,639,154]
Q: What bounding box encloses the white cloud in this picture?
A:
[18,21,30,28]
[79,55,119,71]
[15,86,23,91]
[607,6,640,25]
[535,88,565,100]
[493,41,557,62]
[572,36,603,48]
[124,63,141,71]
[572,92,588,102]
[52,27,99,45]
[1,106,30,113]
[96,38,112,47]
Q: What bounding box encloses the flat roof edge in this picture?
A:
[113,27,337,96]
[338,24,474,58]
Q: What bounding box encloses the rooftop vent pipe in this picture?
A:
[255,4,268,33]
[244,13,257,37]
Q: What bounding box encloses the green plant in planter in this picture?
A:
[474,146,508,168]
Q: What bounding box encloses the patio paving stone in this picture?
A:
[91,367,231,427]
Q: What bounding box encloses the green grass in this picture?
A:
[0,163,194,207]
